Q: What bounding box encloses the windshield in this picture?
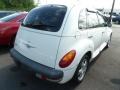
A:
[22,5,67,32]
[0,13,21,22]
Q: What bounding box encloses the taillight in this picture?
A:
[59,50,76,68]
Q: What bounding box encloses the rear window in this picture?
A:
[22,5,67,32]
[0,13,21,22]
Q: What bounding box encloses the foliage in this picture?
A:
[0,0,35,11]
[0,0,5,9]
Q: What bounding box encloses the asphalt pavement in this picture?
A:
[0,25,120,90]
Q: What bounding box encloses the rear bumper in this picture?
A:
[10,48,63,80]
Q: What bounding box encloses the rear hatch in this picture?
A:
[14,5,67,68]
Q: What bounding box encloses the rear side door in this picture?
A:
[97,14,108,44]
[86,11,102,51]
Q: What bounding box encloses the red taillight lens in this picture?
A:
[59,50,76,68]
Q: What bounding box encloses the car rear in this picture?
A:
[10,5,67,82]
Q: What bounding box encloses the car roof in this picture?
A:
[38,0,75,11]
[39,0,97,11]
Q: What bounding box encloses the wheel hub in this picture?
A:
[78,59,88,81]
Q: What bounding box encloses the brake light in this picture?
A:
[59,50,76,68]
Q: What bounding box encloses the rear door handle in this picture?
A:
[88,36,93,38]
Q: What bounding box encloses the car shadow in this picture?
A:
[0,47,111,90]
[6,52,103,90]
[89,47,109,69]
[0,65,81,90]
[88,52,102,70]
[0,46,10,55]
[110,79,120,85]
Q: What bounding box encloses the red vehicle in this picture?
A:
[0,12,27,46]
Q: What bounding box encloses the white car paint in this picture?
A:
[14,1,112,84]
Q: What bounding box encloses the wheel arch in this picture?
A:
[84,51,92,62]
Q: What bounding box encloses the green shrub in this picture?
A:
[0,0,5,9]
[0,0,35,11]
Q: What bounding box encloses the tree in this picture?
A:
[0,1,5,9]
[0,0,35,11]
[22,0,35,11]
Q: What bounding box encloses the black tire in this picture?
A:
[72,54,89,83]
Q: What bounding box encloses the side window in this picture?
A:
[97,14,106,27]
[78,10,87,29]
[86,12,99,28]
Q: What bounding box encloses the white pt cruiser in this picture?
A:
[10,2,112,84]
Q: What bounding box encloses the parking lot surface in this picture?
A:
[0,25,120,90]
